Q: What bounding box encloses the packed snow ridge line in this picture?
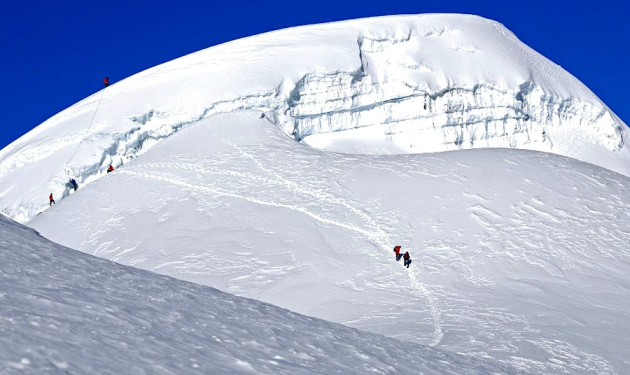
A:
[0,14,628,222]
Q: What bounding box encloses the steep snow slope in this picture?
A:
[0,14,628,222]
[0,214,515,374]
[32,112,630,374]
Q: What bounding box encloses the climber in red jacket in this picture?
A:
[393,245,402,261]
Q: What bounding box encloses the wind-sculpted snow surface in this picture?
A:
[0,14,629,222]
[32,112,630,374]
[0,214,516,374]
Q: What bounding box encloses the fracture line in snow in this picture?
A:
[65,89,107,174]
[121,169,378,243]
[139,161,305,193]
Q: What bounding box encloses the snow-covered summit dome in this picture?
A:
[0,14,628,222]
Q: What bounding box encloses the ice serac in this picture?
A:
[0,14,628,222]
[284,24,626,163]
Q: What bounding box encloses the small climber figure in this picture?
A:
[107,164,114,173]
[104,77,109,87]
[70,178,78,191]
[393,245,402,261]
[403,251,412,268]
[49,193,55,206]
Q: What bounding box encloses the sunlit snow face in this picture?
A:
[2,15,630,374]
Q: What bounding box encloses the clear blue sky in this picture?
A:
[1,0,628,149]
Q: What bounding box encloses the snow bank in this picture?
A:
[0,14,628,222]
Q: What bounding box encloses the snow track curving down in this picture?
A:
[122,135,446,348]
[31,111,630,374]
[219,134,445,346]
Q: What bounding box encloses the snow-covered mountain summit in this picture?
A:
[1,13,630,374]
[0,14,628,222]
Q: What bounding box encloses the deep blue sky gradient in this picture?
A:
[1,0,628,149]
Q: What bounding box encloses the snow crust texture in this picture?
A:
[0,14,628,222]
[0,214,513,374]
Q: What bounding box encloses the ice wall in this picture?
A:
[279,72,625,155]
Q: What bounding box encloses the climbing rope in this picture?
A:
[64,87,107,176]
